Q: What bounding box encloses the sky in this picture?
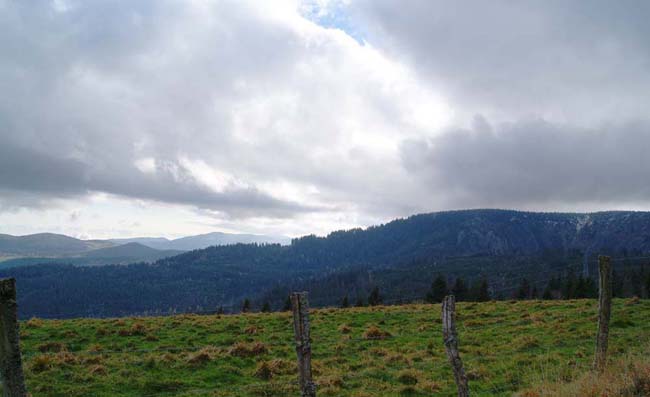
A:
[1,0,650,239]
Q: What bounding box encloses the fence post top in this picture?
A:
[0,277,16,296]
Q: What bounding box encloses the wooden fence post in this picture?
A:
[594,255,612,371]
[291,292,316,397]
[0,278,27,397]
[442,295,469,397]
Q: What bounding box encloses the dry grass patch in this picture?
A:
[253,359,294,380]
[37,341,67,353]
[53,351,78,365]
[118,322,147,337]
[514,335,540,351]
[82,356,103,365]
[29,355,53,373]
[396,370,419,385]
[521,349,650,396]
[25,317,44,328]
[88,364,107,376]
[186,346,220,366]
[244,325,260,335]
[362,325,391,340]
[228,341,269,357]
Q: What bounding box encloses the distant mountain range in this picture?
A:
[109,231,291,251]
[0,233,113,256]
[3,209,650,318]
[0,231,289,268]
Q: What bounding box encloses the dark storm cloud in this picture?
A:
[401,118,650,208]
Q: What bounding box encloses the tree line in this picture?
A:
[238,267,650,313]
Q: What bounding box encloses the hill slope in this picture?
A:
[0,233,113,256]
[17,299,650,396]
[77,242,184,263]
[0,241,183,268]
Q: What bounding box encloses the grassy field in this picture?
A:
[16,299,650,396]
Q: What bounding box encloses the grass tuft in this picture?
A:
[362,325,391,340]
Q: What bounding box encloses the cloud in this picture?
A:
[0,140,309,218]
[2,0,650,237]
[352,0,650,123]
[0,0,453,226]
[401,117,650,209]
[69,211,81,222]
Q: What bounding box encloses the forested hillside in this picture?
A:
[4,209,650,318]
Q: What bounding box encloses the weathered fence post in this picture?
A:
[442,295,469,397]
[594,255,612,371]
[291,292,316,397]
[0,278,27,397]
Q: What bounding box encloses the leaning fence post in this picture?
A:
[442,295,469,397]
[0,278,27,397]
[291,292,316,397]
[594,255,612,371]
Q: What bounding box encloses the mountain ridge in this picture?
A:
[110,231,290,251]
[3,208,650,318]
[0,230,290,259]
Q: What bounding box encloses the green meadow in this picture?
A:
[16,299,650,396]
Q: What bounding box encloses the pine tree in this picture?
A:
[516,279,531,300]
[261,301,271,313]
[563,271,577,299]
[426,274,448,303]
[242,298,251,313]
[368,287,382,306]
[631,270,643,297]
[477,279,491,301]
[216,306,224,315]
[584,277,597,298]
[542,283,553,300]
[468,279,490,302]
[341,295,349,308]
[531,286,538,299]
[355,296,365,307]
[283,296,292,311]
[452,278,468,301]
[575,276,587,298]
[612,270,625,297]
